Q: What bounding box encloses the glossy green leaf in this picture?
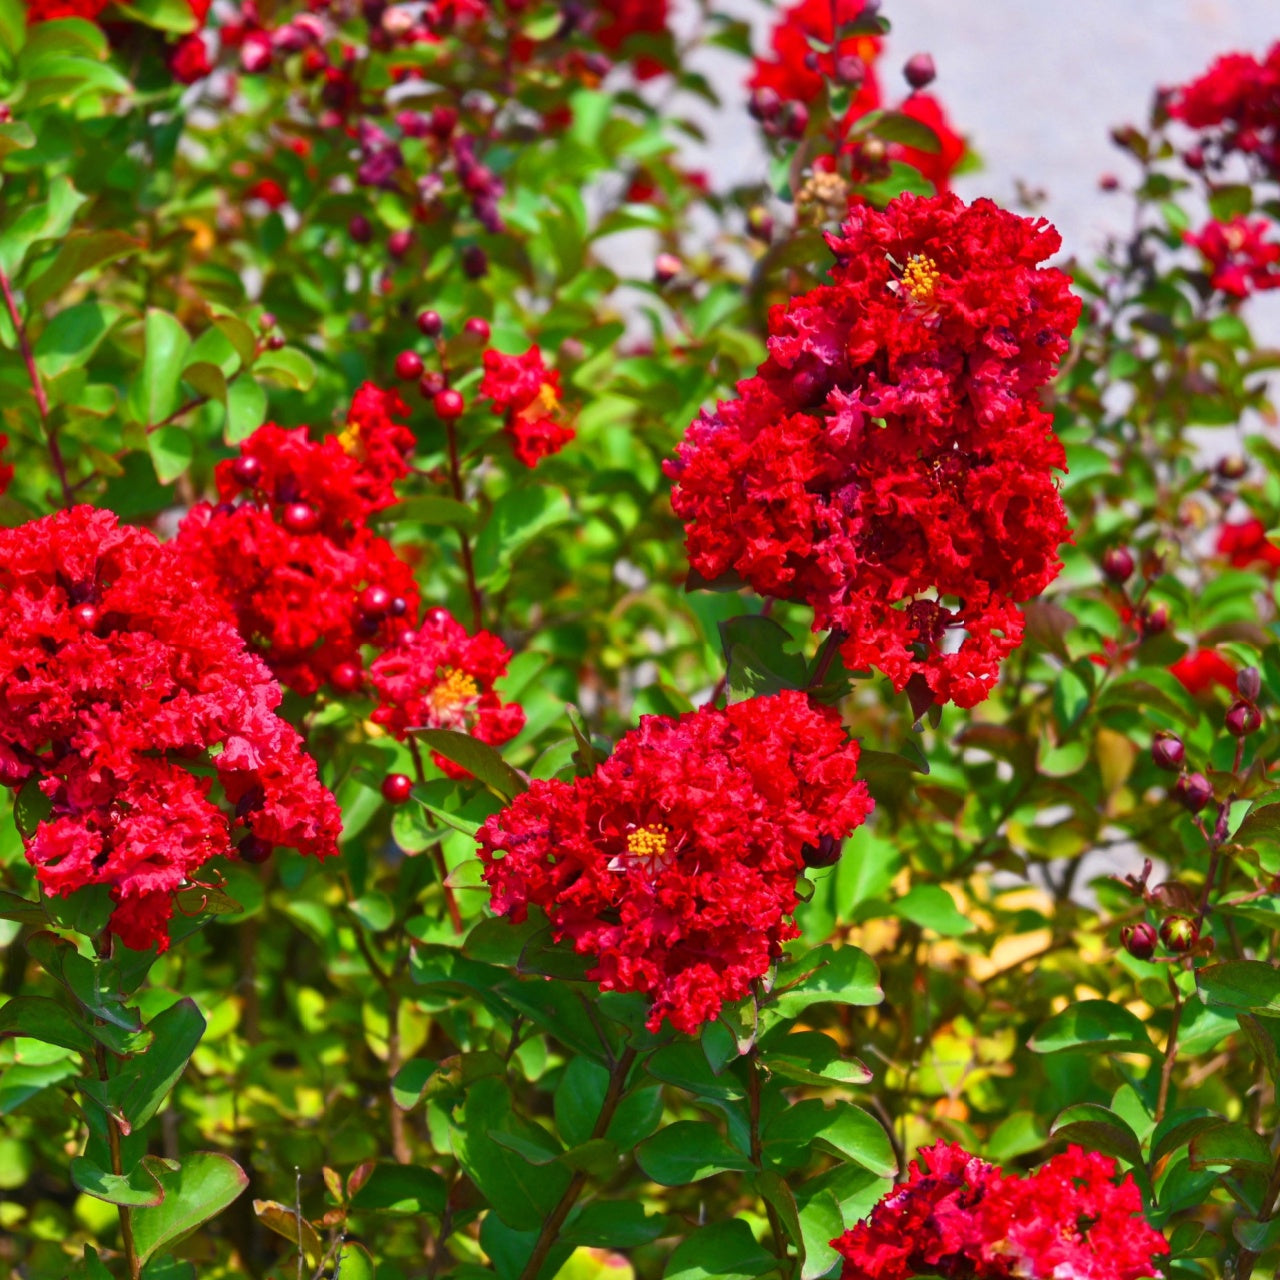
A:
[129,1152,249,1264]
[635,1121,752,1185]
[1029,999,1156,1056]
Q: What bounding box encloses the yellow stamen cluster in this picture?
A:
[901,253,941,302]
[429,668,479,715]
[626,824,670,861]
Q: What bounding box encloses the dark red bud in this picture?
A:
[266,334,286,351]
[800,834,842,868]
[462,245,488,278]
[394,350,424,381]
[463,316,490,341]
[434,389,465,420]
[71,603,100,631]
[748,87,782,122]
[1101,547,1134,583]
[331,661,364,693]
[359,584,393,617]
[230,455,263,488]
[381,773,413,805]
[417,310,443,337]
[1142,603,1170,635]
[422,606,450,627]
[349,214,373,244]
[1174,772,1214,813]
[1121,921,1158,961]
[387,229,413,258]
[1151,734,1185,771]
[783,101,809,139]
[1184,146,1205,170]
[1215,454,1247,480]
[282,502,320,535]
[1159,915,1199,953]
[903,52,936,90]
[418,371,445,399]
[1238,667,1262,702]
[238,834,274,864]
[1226,701,1262,736]
[388,596,408,618]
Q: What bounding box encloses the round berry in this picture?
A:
[238,834,274,864]
[1120,922,1158,961]
[354,614,381,639]
[422,606,450,627]
[1101,547,1134,583]
[903,52,937,89]
[417,310,443,338]
[388,229,413,259]
[463,317,490,342]
[230,455,263,488]
[349,214,373,244]
[1226,701,1262,737]
[1159,915,1199,953]
[1151,734,1185,772]
[1141,603,1170,635]
[267,334,286,351]
[381,773,414,805]
[71,603,100,631]
[388,596,408,618]
[1216,454,1247,481]
[800,834,841,868]
[359,584,393,617]
[282,502,320,535]
[418,371,445,399]
[394,350,424,381]
[434,389,465,420]
[1174,772,1214,813]
[462,245,488,278]
[259,312,277,332]
[330,661,364,693]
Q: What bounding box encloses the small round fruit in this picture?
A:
[382,773,414,805]
[434,389,465,420]
[418,371,445,399]
[1174,772,1213,813]
[1160,915,1199,953]
[1151,734,1185,771]
[1142,602,1170,634]
[359,584,393,617]
[1226,701,1262,736]
[1101,547,1134,583]
[417,310,443,337]
[388,596,408,618]
[238,834,274,864]
[800,835,841,868]
[330,662,364,693]
[349,214,373,244]
[388,229,413,258]
[1121,922,1158,961]
[463,316,490,341]
[230,455,263,488]
[71,603,100,630]
[394,350,424,381]
[903,52,937,89]
[282,502,320,535]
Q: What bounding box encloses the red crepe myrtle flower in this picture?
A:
[1186,217,1280,297]
[478,692,873,1034]
[0,507,340,952]
[247,178,289,209]
[368,608,525,777]
[1218,516,1280,572]
[176,383,419,694]
[1170,648,1238,696]
[1167,42,1280,178]
[170,32,213,84]
[24,0,110,20]
[668,193,1080,707]
[833,1141,1167,1280]
[480,347,575,468]
[591,0,670,81]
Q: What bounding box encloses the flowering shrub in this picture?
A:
[2,4,1280,1280]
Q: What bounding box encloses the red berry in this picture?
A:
[1101,547,1134,583]
[231,455,263,488]
[394,350,424,381]
[1226,701,1262,736]
[434,389,465,420]
[381,773,413,805]
[417,310,443,337]
[331,662,364,693]
[388,596,408,618]
[418,371,445,399]
[1121,922,1158,961]
[71,603,100,630]
[1216,455,1247,481]
[1184,146,1205,171]
[388,229,413,259]
[903,52,936,89]
[463,317,490,342]
[1141,603,1170,635]
[267,334,286,351]
[783,101,809,139]
[238,834,274,864]
[1151,734,1185,771]
[1159,915,1199,953]
[282,502,320,535]
[422,606,450,627]
[349,214,373,244]
[359,584,393,617]
[800,835,841,868]
[1174,772,1214,813]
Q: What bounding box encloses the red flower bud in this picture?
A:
[1151,734,1185,771]
[418,371,445,399]
[330,662,364,693]
[381,773,413,805]
[1216,454,1247,480]
[417,310,443,338]
[1238,667,1262,702]
[463,317,491,342]
[359,584,393,618]
[1141,602,1170,635]
[1174,772,1213,813]
[654,253,682,285]
[388,229,413,259]
[349,214,374,244]
[231,455,263,488]
[71,603,101,631]
[1121,922,1158,961]
[1159,915,1199,953]
[282,503,320,535]
[1101,547,1134,583]
[434,389,465,420]
[1226,701,1262,736]
[801,834,842,868]
[238,834,274,864]
[903,52,936,90]
[394,350,424,381]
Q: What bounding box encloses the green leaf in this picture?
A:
[663,1220,776,1279]
[0,120,35,160]
[472,485,572,590]
[148,426,194,485]
[1189,1121,1273,1172]
[33,302,120,380]
[1029,1000,1156,1056]
[181,361,227,403]
[892,885,973,936]
[347,1162,447,1214]
[797,1189,844,1280]
[224,377,268,444]
[0,174,86,276]
[770,945,882,1019]
[1049,1104,1146,1173]
[128,310,190,428]
[1239,1014,1280,1090]
[635,1121,752,1185]
[253,345,316,391]
[395,495,479,532]
[128,1152,249,1264]
[110,999,205,1132]
[25,231,141,311]
[867,109,941,152]
[0,996,95,1054]
[414,729,527,800]
[761,1030,871,1088]
[720,614,808,699]
[71,1156,165,1207]
[1198,961,1280,1014]
[252,1199,324,1265]
[110,0,197,32]
[0,0,24,61]
[0,890,48,926]
[562,1200,668,1248]
[391,1059,437,1110]
[764,1099,897,1178]
[1151,1111,1225,1165]
[1234,805,1280,848]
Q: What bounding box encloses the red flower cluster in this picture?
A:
[369,607,525,777]
[1186,217,1280,297]
[1218,516,1280,572]
[176,383,420,694]
[832,1142,1168,1280]
[1170,648,1238,697]
[0,508,340,951]
[480,347,575,468]
[668,194,1080,707]
[24,0,109,21]
[478,692,872,1033]
[590,0,670,81]
[1167,42,1280,178]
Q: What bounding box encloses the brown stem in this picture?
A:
[0,265,73,507]
[406,736,464,935]
[386,987,410,1165]
[746,1048,790,1270]
[1155,968,1183,1124]
[444,416,484,632]
[95,1043,141,1279]
[807,627,848,691]
[517,1047,638,1280]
